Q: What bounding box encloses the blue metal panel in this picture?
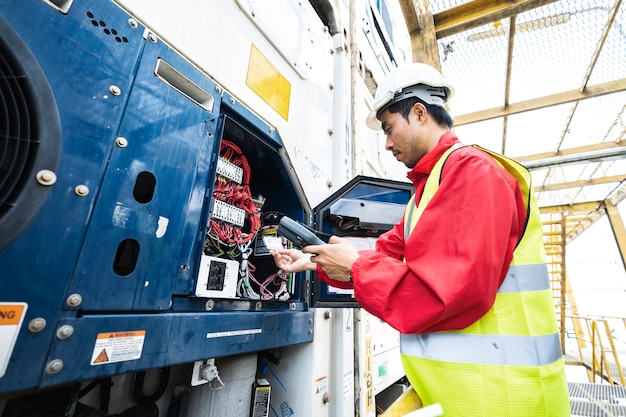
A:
[0,0,315,398]
[39,311,313,388]
[0,0,146,394]
[166,311,313,364]
[66,29,221,312]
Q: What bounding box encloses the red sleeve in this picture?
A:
[352,148,525,334]
[315,265,353,289]
[314,219,408,289]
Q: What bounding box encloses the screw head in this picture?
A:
[66,293,83,307]
[36,170,57,186]
[46,359,64,375]
[74,185,89,197]
[56,325,74,340]
[115,137,128,147]
[28,318,46,333]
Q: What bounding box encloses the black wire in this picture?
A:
[133,367,171,405]
[78,379,102,398]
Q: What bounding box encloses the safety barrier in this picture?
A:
[566,314,626,385]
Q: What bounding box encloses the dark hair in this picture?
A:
[386,97,454,129]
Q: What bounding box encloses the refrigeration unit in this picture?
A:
[0,0,315,396]
[1,1,416,415]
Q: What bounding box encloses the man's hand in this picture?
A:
[303,236,359,282]
[270,248,317,273]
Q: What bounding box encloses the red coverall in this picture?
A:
[317,131,527,334]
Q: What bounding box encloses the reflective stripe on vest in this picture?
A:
[400,332,562,366]
[499,263,550,292]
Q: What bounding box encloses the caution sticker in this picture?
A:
[90,330,145,366]
[0,303,28,378]
[246,44,291,121]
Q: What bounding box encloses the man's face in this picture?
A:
[379,104,426,169]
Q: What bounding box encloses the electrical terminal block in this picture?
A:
[216,157,244,184]
[211,199,246,227]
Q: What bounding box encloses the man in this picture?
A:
[271,62,570,416]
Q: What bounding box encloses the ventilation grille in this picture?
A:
[0,16,61,251]
[0,32,37,219]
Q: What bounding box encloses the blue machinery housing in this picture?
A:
[0,0,315,395]
[0,0,414,398]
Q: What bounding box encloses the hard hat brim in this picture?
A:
[366,110,382,130]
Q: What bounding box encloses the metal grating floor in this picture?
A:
[570,382,626,417]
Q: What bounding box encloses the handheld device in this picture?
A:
[277,216,325,248]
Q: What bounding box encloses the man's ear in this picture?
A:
[412,102,426,122]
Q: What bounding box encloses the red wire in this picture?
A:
[209,140,263,246]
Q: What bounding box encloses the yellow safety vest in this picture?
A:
[400,144,570,416]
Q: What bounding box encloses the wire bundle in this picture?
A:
[206,140,264,249]
[204,140,291,300]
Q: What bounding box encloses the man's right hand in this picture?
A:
[270,249,317,273]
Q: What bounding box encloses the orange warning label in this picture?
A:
[90,330,146,366]
[315,375,328,396]
[0,304,25,325]
[93,349,109,363]
[1,302,28,378]
[97,331,145,339]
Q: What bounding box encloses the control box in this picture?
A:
[196,256,240,299]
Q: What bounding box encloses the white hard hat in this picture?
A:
[366,63,455,130]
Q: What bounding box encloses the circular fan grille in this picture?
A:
[0,16,61,251]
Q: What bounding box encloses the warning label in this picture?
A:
[90,330,146,366]
[246,44,291,121]
[0,303,28,378]
[315,375,328,395]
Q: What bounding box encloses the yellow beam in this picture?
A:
[398,0,441,67]
[453,78,626,126]
[398,0,421,36]
[515,142,626,163]
[433,0,562,38]
[540,201,603,214]
[535,175,626,193]
[603,199,626,271]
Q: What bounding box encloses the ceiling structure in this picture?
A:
[396,0,626,249]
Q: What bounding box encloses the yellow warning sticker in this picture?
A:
[246,44,291,121]
[0,302,28,378]
[90,330,146,366]
[364,335,374,413]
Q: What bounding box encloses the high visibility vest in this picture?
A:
[400,144,570,416]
